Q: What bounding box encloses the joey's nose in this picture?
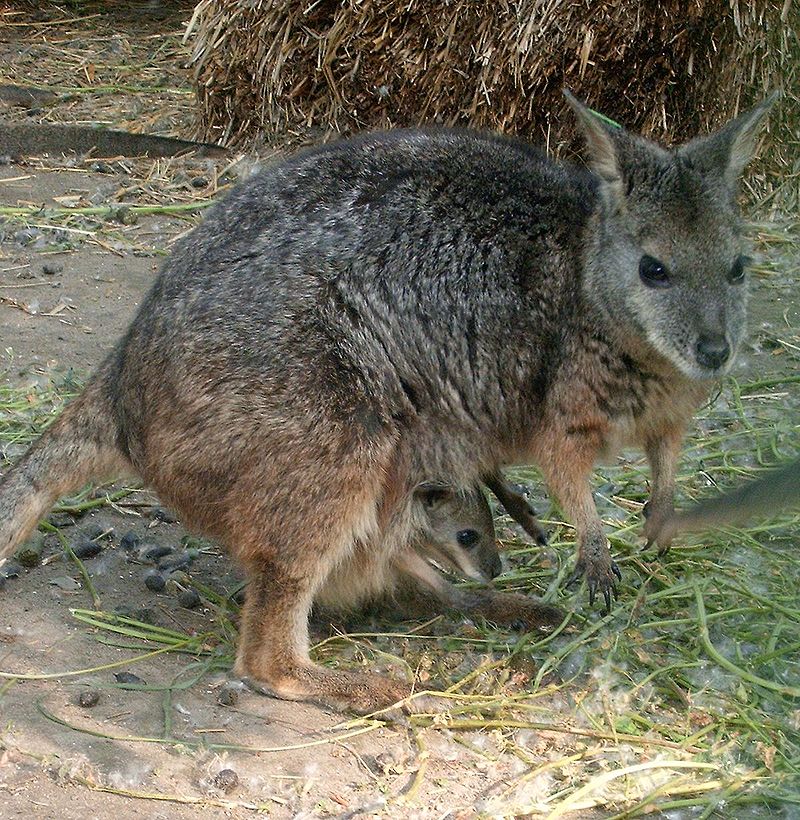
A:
[695,334,730,370]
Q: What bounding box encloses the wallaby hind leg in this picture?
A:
[226,447,423,716]
[0,369,131,561]
[235,550,415,715]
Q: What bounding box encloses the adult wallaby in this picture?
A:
[0,91,774,713]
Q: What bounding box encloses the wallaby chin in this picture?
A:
[671,354,731,382]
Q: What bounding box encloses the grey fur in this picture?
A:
[0,93,775,712]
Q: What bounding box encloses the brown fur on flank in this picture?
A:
[0,93,775,715]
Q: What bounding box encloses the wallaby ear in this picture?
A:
[678,92,779,190]
[563,89,625,204]
[414,480,454,509]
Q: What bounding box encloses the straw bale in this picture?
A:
[186,0,797,205]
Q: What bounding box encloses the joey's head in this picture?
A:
[413,481,502,582]
[566,91,777,380]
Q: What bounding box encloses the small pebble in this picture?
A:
[177,588,201,609]
[78,690,100,708]
[48,513,76,528]
[211,768,238,793]
[82,523,109,540]
[375,748,407,775]
[120,530,139,551]
[2,562,22,579]
[114,605,156,624]
[144,571,166,592]
[158,551,191,572]
[15,533,45,568]
[72,537,102,559]
[15,228,40,245]
[89,161,113,174]
[217,685,239,707]
[42,261,63,275]
[50,576,81,592]
[114,671,145,686]
[152,507,178,524]
[190,176,209,189]
[142,543,172,562]
[0,155,11,165]
[111,205,137,225]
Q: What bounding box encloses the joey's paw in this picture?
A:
[484,591,565,632]
[567,558,621,614]
[507,600,565,632]
[641,533,674,557]
[516,511,549,546]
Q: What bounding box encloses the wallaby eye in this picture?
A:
[456,529,480,548]
[639,255,671,288]
[728,255,748,284]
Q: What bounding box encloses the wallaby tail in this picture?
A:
[0,365,131,562]
[667,457,800,537]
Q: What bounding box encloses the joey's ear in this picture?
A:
[678,92,779,190]
[563,89,625,205]
[414,480,454,509]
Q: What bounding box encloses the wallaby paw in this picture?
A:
[641,535,673,557]
[642,500,675,556]
[567,558,621,613]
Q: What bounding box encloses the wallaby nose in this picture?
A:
[695,334,730,370]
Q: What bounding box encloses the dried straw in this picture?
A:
[185,1,797,205]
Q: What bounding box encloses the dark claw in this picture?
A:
[657,542,671,557]
[611,561,622,581]
[642,501,652,519]
[536,532,549,547]
[603,587,612,614]
[567,562,585,588]
[510,619,527,632]
[588,582,596,607]
[641,538,654,553]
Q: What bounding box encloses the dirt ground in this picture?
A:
[1,5,799,820]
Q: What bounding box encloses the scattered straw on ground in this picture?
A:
[1,4,799,817]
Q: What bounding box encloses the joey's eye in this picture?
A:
[456,529,480,548]
[639,255,671,288]
[728,255,749,284]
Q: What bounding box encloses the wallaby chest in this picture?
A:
[536,330,709,463]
